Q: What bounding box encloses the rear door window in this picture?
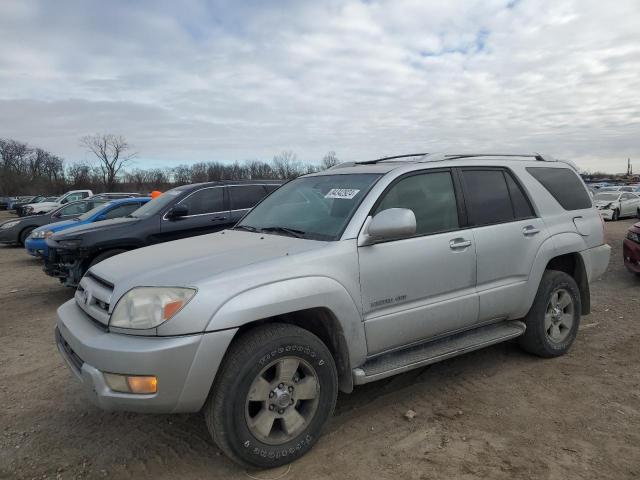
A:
[526,167,592,210]
[178,187,225,215]
[229,185,268,210]
[461,169,514,226]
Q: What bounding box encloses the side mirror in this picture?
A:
[361,208,416,245]
[167,204,188,219]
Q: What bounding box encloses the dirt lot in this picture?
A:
[0,210,638,480]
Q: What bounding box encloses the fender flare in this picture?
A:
[523,231,588,315]
[205,276,367,372]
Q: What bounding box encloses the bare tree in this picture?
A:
[272,151,302,179]
[321,151,339,169]
[80,134,137,190]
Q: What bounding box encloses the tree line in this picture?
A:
[0,135,340,196]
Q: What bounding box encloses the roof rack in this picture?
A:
[418,152,556,162]
[329,152,571,170]
[355,153,429,165]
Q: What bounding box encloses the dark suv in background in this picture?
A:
[44,180,282,286]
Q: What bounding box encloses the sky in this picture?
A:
[0,0,639,173]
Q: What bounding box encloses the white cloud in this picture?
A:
[0,0,639,172]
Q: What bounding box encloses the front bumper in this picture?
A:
[598,209,615,220]
[623,238,640,274]
[25,237,47,257]
[55,299,237,413]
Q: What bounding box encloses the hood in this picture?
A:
[34,219,78,234]
[91,229,327,290]
[594,199,618,207]
[25,201,59,209]
[52,216,140,239]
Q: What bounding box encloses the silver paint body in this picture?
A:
[56,157,611,413]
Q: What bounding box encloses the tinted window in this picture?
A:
[526,167,592,210]
[229,185,267,210]
[102,203,141,220]
[461,170,514,226]
[375,171,459,235]
[265,184,280,194]
[505,172,535,219]
[178,187,224,215]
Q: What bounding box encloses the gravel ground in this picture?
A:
[0,210,638,480]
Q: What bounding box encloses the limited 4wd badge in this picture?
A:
[325,188,360,199]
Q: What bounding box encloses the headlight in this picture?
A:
[58,239,81,248]
[627,231,640,243]
[1,220,19,229]
[31,230,53,239]
[110,287,197,329]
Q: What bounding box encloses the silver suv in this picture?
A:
[55,153,610,468]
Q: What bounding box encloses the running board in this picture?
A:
[353,320,526,385]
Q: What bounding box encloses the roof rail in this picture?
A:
[355,153,429,165]
[418,152,556,162]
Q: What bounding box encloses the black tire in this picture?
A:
[88,249,127,268]
[612,209,620,221]
[18,226,35,246]
[205,323,338,469]
[519,270,581,358]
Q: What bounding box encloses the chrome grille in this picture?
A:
[75,271,114,326]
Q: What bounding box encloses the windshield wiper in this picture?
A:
[234,224,259,232]
[259,226,306,238]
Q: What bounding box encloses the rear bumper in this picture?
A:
[55,299,237,413]
[580,244,611,283]
[623,238,640,274]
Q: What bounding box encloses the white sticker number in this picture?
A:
[324,188,360,200]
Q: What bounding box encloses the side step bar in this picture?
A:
[353,320,526,385]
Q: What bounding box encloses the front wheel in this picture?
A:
[205,323,338,468]
[19,226,35,246]
[519,270,581,358]
[612,209,620,221]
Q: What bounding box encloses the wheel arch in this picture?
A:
[204,277,367,394]
[525,232,591,316]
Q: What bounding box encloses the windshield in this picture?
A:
[129,188,184,218]
[595,193,620,201]
[77,202,113,221]
[237,173,382,241]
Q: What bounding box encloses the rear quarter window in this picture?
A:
[526,167,592,210]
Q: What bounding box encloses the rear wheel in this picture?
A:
[205,323,338,468]
[519,270,581,358]
[18,226,35,246]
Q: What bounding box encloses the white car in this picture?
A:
[23,190,93,215]
[594,191,640,220]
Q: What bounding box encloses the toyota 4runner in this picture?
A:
[55,153,610,468]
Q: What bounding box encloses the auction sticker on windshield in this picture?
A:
[325,188,360,199]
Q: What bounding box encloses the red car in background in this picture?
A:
[623,221,640,275]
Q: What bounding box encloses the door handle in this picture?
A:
[212,216,228,221]
[522,225,540,236]
[449,238,472,249]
